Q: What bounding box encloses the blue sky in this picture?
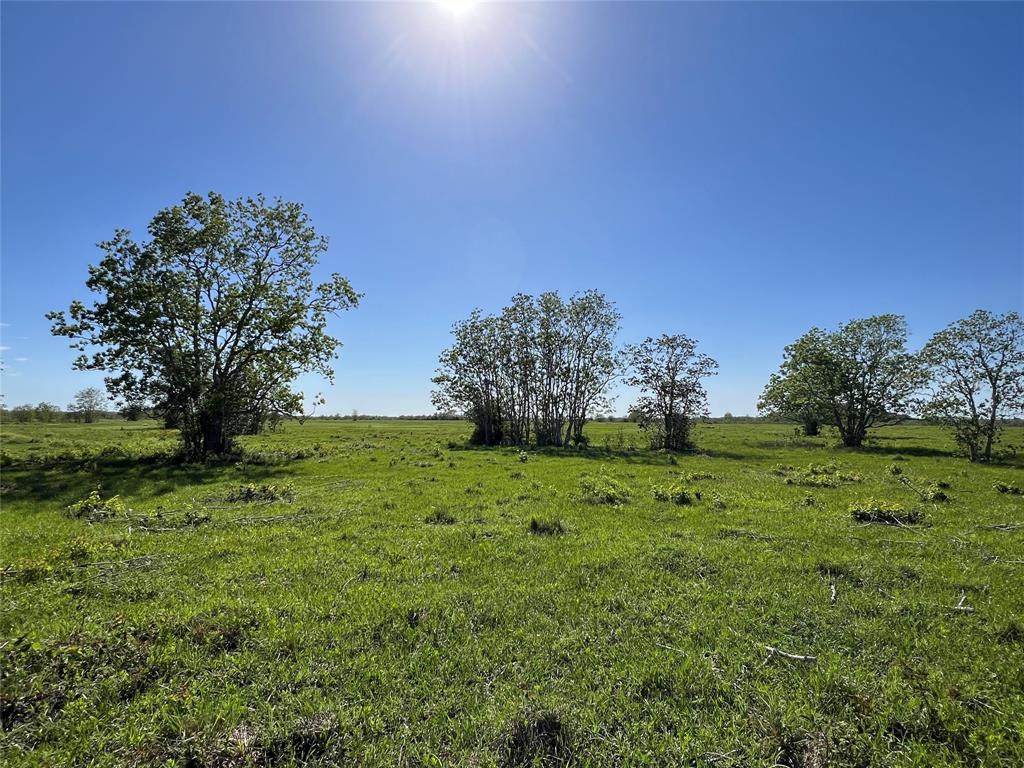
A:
[2,1,1022,416]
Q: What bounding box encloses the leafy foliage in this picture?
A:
[578,468,630,505]
[623,334,718,451]
[759,315,926,447]
[920,310,1024,461]
[650,482,699,505]
[432,291,620,447]
[48,192,360,458]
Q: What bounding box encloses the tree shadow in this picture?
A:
[1,456,298,510]
[852,445,956,459]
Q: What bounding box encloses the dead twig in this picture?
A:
[951,591,975,613]
[763,645,817,665]
[829,583,837,605]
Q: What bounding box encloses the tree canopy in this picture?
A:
[920,309,1024,461]
[432,290,621,447]
[49,192,360,458]
[624,334,718,451]
[759,315,925,447]
[69,387,106,423]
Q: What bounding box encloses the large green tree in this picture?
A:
[760,315,925,448]
[49,192,360,458]
[920,310,1024,461]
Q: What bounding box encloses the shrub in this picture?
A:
[578,470,630,505]
[518,451,529,463]
[994,482,1022,495]
[887,463,903,476]
[924,484,949,502]
[651,483,699,505]
[849,499,922,526]
[685,471,716,481]
[65,490,129,520]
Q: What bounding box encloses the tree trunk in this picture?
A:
[200,412,231,456]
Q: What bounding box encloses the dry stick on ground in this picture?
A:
[990,523,1024,532]
[951,591,975,613]
[763,645,817,665]
[655,641,688,654]
[829,583,837,605]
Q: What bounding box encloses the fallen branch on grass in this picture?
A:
[951,591,975,613]
[990,523,1023,532]
[763,645,817,664]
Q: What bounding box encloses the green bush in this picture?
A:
[579,469,630,505]
[650,482,699,505]
[65,490,129,520]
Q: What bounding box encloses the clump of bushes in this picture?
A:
[518,451,530,463]
[923,483,949,503]
[578,469,630,505]
[529,517,566,536]
[225,483,295,503]
[849,498,922,526]
[685,471,716,482]
[994,482,1022,496]
[65,490,129,521]
[650,482,700,505]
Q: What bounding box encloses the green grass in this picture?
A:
[1,419,1023,766]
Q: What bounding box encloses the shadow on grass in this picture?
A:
[852,444,956,459]
[448,443,755,464]
[1,456,298,510]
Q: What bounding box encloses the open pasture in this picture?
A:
[1,420,1022,766]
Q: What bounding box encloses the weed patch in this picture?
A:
[529,517,566,536]
[225,482,295,503]
[578,469,630,505]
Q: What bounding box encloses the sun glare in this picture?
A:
[438,0,478,20]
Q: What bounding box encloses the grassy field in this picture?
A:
[1,419,1022,767]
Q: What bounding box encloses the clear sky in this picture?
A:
[2,1,1022,416]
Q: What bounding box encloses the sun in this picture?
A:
[437,0,478,20]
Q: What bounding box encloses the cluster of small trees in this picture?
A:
[49,192,360,459]
[432,292,718,450]
[431,291,621,447]
[3,387,110,423]
[759,311,1024,461]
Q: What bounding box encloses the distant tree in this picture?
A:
[760,315,925,448]
[919,310,1024,461]
[120,402,148,421]
[623,334,718,451]
[9,404,35,423]
[35,402,61,423]
[69,387,106,423]
[48,192,360,459]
